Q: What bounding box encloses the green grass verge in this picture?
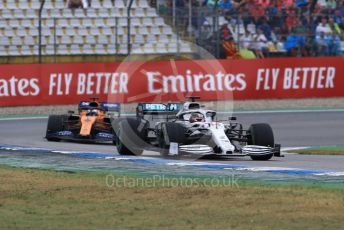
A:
[288,146,344,155]
[0,165,344,230]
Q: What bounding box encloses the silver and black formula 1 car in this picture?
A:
[45,98,120,143]
[113,96,281,160]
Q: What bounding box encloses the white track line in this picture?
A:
[1,108,343,121]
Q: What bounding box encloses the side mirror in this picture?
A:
[229,116,237,121]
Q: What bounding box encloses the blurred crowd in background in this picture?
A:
[159,0,344,58]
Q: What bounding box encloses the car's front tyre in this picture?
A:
[45,115,66,142]
[114,118,148,156]
[248,123,275,161]
[159,122,186,156]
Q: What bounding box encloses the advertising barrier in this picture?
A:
[0,57,343,106]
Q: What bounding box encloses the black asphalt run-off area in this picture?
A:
[0,110,344,171]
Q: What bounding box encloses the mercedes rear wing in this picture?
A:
[136,103,181,118]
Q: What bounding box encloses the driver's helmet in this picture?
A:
[87,109,98,116]
[189,112,204,123]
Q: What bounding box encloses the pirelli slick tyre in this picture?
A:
[115,118,148,156]
[159,122,186,156]
[46,115,66,142]
[248,123,274,161]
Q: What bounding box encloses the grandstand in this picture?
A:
[1,0,344,62]
[0,0,193,60]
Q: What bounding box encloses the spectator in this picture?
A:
[223,38,241,59]
[326,17,342,55]
[232,0,248,9]
[238,30,256,58]
[225,13,245,39]
[295,1,309,17]
[198,20,213,41]
[328,17,342,37]
[270,27,280,42]
[268,10,285,30]
[315,31,330,55]
[239,48,256,58]
[240,30,253,49]
[337,1,344,17]
[192,9,207,29]
[249,3,265,23]
[299,14,314,32]
[315,17,332,35]
[283,0,294,8]
[284,31,300,56]
[257,17,272,40]
[255,0,270,8]
[220,23,233,41]
[309,0,318,13]
[225,10,245,27]
[67,0,84,8]
[295,0,309,7]
[206,0,217,8]
[326,0,337,10]
[333,9,342,24]
[251,28,268,58]
[317,0,327,7]
[339,17,344,32]
[219,0,234,13]
[285,8,300,33]
[284,26,307,56]
[246,21,257,34]
[327,32,341,56]
[273,0,284,9]
[266,1,278,18]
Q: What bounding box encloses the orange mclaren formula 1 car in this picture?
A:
[45,99,120,143]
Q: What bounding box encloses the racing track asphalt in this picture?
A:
[0,110,343,171]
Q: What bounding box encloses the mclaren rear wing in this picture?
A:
[100,103,121,112]
[78,101,121,116]
[78,101,121,111]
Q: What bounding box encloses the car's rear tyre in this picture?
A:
[46,115,66,142]
[114,118,148,156]
[248,123,274,161]
[159,122,186,156]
